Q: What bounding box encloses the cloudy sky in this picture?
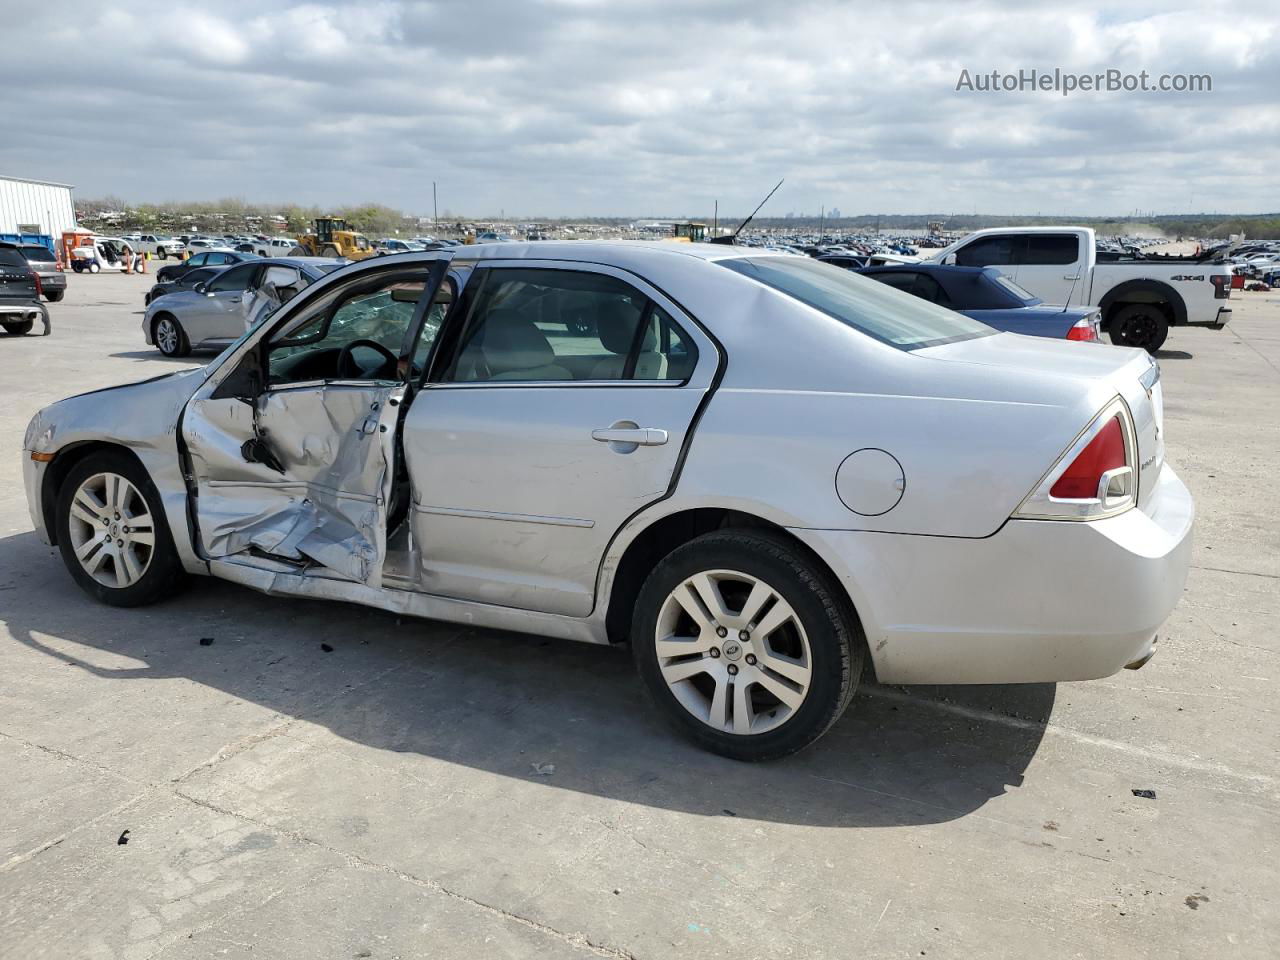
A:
[5,0,1276,218]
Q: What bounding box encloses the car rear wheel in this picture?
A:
[153,314,190,357]
[88,262,100,274]
[2,320,34,336]
[632,530,863,761]
[45,291,65,303]
[55,452,186,607]
[1108,304,1169,353]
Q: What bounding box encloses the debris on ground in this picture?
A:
[1131,789,1157,799]
[1185,893,1209,910]
[116,830,130,845]
[198,638,213,647]
[531,762,555,776]
[320,643,334,653]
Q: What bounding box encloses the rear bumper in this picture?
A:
[0,300,49,331]
[791,465,1194,684]
[1187,306,1231,329]
[35,273,67,290]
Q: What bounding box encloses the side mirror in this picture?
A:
[943,254,957,265]
[193,282,206,294]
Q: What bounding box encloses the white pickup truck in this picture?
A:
[123,234,186,259]
[928,227,1232,352]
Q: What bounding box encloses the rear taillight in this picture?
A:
[28,270,42,297]
[1066,316,1101,342]
[1210,274,1231,299]
[1049,416,1126,498]
[1015,397,1138,520]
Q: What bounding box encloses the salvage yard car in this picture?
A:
[144,257,345,356]
[858,263,1102,341]
[22,242,1194,760]
[929,227,1232,351]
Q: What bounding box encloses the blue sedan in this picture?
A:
[857,264,1102,341]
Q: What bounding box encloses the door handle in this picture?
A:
[591,426,668,446]
[228,297,242,303]
[1063,274,1080,281]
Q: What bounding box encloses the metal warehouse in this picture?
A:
[0,174,77,236]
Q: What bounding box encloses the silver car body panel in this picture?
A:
[24,242,1192,684]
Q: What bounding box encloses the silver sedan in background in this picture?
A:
[26,242,1192,759]
[142,256,347,356]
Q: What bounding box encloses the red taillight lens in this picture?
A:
[1050,416,1126,498]
[1210,274,1231,299]
[29,270,42,297]
[1066,317,1100,342]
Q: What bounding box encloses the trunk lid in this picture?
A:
[918,332,1164,514]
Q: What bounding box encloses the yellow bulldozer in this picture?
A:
[290,217,376,260]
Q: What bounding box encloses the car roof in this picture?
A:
[860,263,990,277]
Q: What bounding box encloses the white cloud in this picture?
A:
[3,0,1276,217]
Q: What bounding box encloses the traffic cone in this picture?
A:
[137,253,147,274]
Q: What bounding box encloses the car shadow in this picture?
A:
[1154,349,1193,360]
[1,530,1053,828]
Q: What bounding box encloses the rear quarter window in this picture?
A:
[21,246,55,262]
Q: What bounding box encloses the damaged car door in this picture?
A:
[181,258,452,584]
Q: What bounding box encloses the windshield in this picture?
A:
[719,256,993,349]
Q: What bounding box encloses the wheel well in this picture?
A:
[604,508,848,644]
[1100,280,1187,328]
[41,442,147,546]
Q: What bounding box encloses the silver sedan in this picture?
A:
[143,256,347,356]
[24,242,1193,759]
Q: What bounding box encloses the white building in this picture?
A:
[0,175,77,237]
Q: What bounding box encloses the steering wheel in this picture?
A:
[337,338,398,379]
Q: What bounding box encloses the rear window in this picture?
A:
[0,248,29,268]
[719,256,992,349]
[994,276,1037,302]
[21,246,55,262]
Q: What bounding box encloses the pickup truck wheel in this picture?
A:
[45,291,65,302]
[56,451,186,607]
[632,530,863,761]
[153,314,190,357]
[157,249,167,260]
[2,320,35,336]
[1108,304,1169,353]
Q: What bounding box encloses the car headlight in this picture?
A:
[24,411,55,452]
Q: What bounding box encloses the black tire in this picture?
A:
[320,243,342,258]
[2,319,34,336]
[55,450,186,607]
[152,313,191,357]
[45,290,65,303]
[631,529,863,761]
[157,249,168,260]
[1108,304,1169,353]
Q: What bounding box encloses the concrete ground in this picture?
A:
[1,269,1276,959]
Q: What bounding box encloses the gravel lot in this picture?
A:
[1,269,1276,959]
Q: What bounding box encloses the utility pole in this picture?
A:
[819,205,825,239]
[713,200,718,238]
[432,182,438,230]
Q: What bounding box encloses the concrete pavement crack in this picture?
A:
[171,788,639,960]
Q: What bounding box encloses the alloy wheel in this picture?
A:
[155,318,178,354]
[66,472,156,588]
[655,569,812,735]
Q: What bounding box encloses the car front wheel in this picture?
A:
[632,530,863,761]
[153,314,190,356]
[55,451,186,606]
